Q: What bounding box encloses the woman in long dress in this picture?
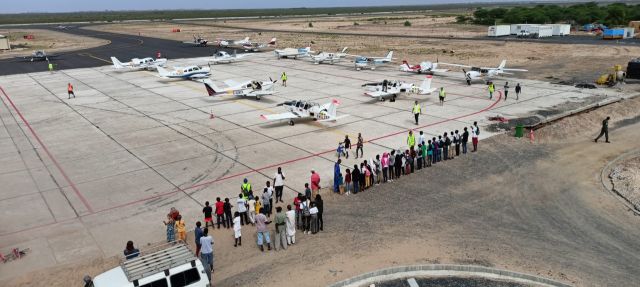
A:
[285,204,296,245]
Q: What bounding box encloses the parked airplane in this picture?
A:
[111,56,167,70]
[183,35,208,47]
[216,37,250,48]
[363,76,437,101]
[202,78,277,100]
[310,47,348,64]
[157,66,211,80]
[439,60,528,85]
[400,60,448,74]
[261,99,347,126]
[274,47,312,59]
[241,38,277,52]
[22,50,59,62]
[207,50,250,64]
[354,51,394,70]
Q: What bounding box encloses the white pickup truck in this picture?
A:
[84,243,210,287]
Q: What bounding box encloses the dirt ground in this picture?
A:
[610,156,640,210]
[86,17,638,83]
[4,93,640,286]
[0,29,108,60]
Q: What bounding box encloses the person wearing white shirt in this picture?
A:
[199,228,214,281]
[247,197,256,225]
[285,205,296,245]
[419,131,426,145]
[471,121,480,152]
[309,202,319,234]
[236,194,248,225]
[273,167,286,203]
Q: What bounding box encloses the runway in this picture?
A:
[0,25,231,76]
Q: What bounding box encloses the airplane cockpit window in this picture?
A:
[295,101,302,108]
[193,67,200,71]
[304,103,309,110]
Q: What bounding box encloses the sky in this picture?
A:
[1,0,525,14]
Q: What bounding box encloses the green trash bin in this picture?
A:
[515,125,524,138]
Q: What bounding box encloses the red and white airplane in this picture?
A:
[400,60,448,74]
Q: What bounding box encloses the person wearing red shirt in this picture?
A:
[293,194,302,230]
[310,170,320,198]
[214,197,225,229]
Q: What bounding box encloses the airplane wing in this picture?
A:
[188,74,209,80]
[223,79,243,88]
[502,68,528,72]
[438,62,473,68]
[365,90,395,98]
[317,115,349,122]
[260,112,299,121]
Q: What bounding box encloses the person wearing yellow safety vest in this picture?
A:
[488,82,495,100]
[281,72,287,87]
[48,62,53,73]
[412,101,422,125]
[241,178,252,200]
[438,87,446,106]
[407,130,416,152]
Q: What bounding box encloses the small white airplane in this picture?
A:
[241,38,277,52]
[111,56,167,70]
[400,60,448,74]
[363,76,437,101]
[157,66,211,80]
[310,47,348,64]
[216,37,250,48]
[202,78,277,100]
[207,50,250,64]
[21,50,59,62]
[274,47,312,59]
[354,51,394,71]
[184,35,208,47]
[261,99,348,126]
[439,60,528,85]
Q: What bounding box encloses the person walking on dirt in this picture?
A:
[356,133,364,159]
[594,116,611,143]
[412,101,422,125]
[515,83,522,100]
[67,82,75,99]
[281,72,287,87]
[504,82,510,101]
[472,122,480,152]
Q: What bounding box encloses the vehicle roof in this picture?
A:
[123,243,195,282]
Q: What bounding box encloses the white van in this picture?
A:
[86,243,210,287]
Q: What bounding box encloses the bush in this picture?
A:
[353,22,359,26]
[308,22,313,28]
[404,20,412,27]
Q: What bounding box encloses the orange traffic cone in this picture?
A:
[529,128,535,143]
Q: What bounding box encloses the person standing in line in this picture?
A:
[236,194,248,225]
[309,202,319,234]
[488,82,495,100]
[214,197,225,229]
[334,159,341,193]
[343,135,351,159]
[67,82,75,99]
[449,131,456,159]
[261,187,272,218]
[412,101,422,125]
[419,131,426,146]
[407,130,416,152]
[310,170,320,198]
[515,83,521,100]
[194,221,203,257]
[503,82,510,101]
[233,212,242,247]
[418,143,425,170]
[439,87,446,106]
[247,195,256,225]
[426,139,433,167]
[294,193,302,230]
[223,198,233,229]
[443,132,450,161]
[175,215,186,242]
[273,167,285,203]
[373,154,381,185]
[285,205,296,245]
[264,181,274,215]
[202,201,213,230]
[163,214,176,243]
[388,150,395,181]
[462,127,469,154]
[594,116,611,143]
[345,168,352,195]
[356,133,364,159]
[363,162,371,189]
[395,149,403,179]
[303,183,312,202]
[255,210,272,251]
[300,196,311,234]
[199,228,214,282]
[381,153,389,183]
[454,130,461,156]
[472,122,480,152]
[315,194,324,231]
[273,206,288,251]
[281,72,287,87]
[351,165,361,193]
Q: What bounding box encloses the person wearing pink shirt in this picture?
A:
[381,152,389,183]
[310,169,320,198]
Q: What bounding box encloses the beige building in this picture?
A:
[0,35,10,50]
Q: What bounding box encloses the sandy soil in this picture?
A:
[0,29,109,60]
[85,20,638,83]
[5,94,640,287]
[610,157,640,209]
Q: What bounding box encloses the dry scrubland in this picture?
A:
[87,14,640,82]
[0,29,108,59]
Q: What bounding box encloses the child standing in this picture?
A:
[175,215,186,242]
[233,211,242,247]
[345,168,352,195]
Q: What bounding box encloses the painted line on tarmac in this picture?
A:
[0,86,94,213]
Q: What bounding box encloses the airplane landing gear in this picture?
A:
[289,120,295,126]
[256,95,261,100]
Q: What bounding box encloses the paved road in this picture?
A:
[0,25,232,76]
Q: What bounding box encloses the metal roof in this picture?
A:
[121,243,196,282]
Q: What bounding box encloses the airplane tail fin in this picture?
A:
[111,57,126,69]
[341,47,348,53]
[385,51,394,60]
[327,99,340,119]
[269,38,277,45]
[157,66,171,77]
[498,60,507,69]
[202,79,221,96]
[420,75,433,92]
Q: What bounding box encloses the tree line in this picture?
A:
[458,2,640,26]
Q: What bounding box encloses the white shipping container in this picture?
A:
[510,24,532,35]
[551,24,571,36]
[488,25,511,37]
[529,25,553,38]
[624,27,635,39]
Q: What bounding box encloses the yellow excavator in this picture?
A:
[596,65,625,86]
